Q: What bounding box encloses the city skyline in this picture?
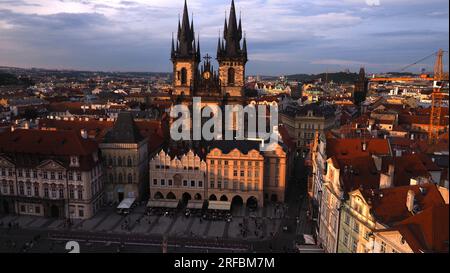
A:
[0,0,449,75]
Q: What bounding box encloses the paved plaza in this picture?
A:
[0,203,287,242]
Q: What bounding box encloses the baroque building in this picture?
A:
[0,129,104,220]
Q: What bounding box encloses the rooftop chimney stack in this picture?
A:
[406,190,415,213]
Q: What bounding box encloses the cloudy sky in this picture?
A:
[0,0,448,75]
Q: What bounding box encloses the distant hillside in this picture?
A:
[0,72,34,86]
[287,72,359,84]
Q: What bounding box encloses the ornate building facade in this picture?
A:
[0,129,104,220]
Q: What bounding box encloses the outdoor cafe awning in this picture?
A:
[186,200,204,210]
[147,199,179,209]
[117,198,136,209]
[207,201,231,211]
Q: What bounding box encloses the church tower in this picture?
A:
[217,0,248,97]
[171,0,200,96]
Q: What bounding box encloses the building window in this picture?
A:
[153,179,157,185]
[255,170,259,178]
[26,184,32,196]
[240,170,244,177]
[353,222,360,233]
[118,157,122,166]
[9,184,14,195]
[68,172,73,180]
[2,182,7,194]
[78,189,83,200]
[343,231,349,247]
[25,170,30,178]
[51,186,57,198]
[380,241,386,253]
[8,169,13,176]
[19,183,24,195]
[79,208,84,217]
[344,213,350,225]
[43,172,48,179]
[44,187,49,198]
[181,68,187,85]
[69,187,75,199]
[20,205,26,212]
[59,188,64,199]
[183,180,188,187]
[198,181,203,188]
[233,170,238,177]
[217,181,222,189]
[352,239,358,253]
[128,173,133,184]
[33,171,37,179]
[228,67,235,85]
[76,172,82,181]
[223,180,228,189]
[191,180,195,187]
[168,179,173,186]
[161,179,165,186]
[35,206,40,214]
[233,182,238,190]
[58,172,63,180]
[127,157,132,167]
[1,168,5,176]
[18,169,23,177]
[50,172,55,180]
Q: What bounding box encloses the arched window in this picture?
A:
[117,157,122,167]
[127,156,132,167]
[181,68,187,85]
[127,173,133,184]
[228,67,235,85]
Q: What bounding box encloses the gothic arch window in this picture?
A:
[228,67,235,85]
[181,68,187,85]
[127,156,132,167]
[117,157,122,167]
[127,173,133,184]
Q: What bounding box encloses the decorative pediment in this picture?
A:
[37,159,66,171]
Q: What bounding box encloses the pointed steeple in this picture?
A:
[173,0,199,61]
[171,32,175,59]
[223,15,228,38]
[238,12,242,41]
[197,34,201,57]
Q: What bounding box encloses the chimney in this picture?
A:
[380,164,394,189]
[372,155,382,171]
[406,190,415,213]
[80,129,88,139]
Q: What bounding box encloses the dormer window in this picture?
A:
[70,156,79,167]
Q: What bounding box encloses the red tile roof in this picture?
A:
[326,138,391,159]
[392,204,449,253]
[368,184,445,226]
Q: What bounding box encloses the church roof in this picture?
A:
[104,112,145,143]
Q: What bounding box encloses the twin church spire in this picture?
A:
[217,0,247,62]
[171,0,200,62]
[171,0,247,63]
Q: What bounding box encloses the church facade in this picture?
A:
[171,0,248,106]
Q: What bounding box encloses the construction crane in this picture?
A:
[429,49,448,143]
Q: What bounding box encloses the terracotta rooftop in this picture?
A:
[326,138,391,159]
[367,183,445,226]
